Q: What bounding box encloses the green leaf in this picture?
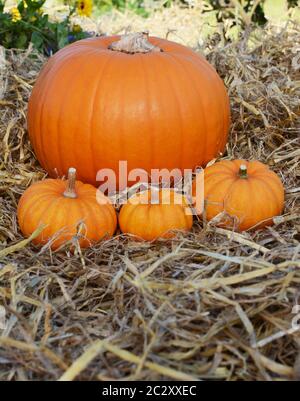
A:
[201,10,219,39]
[56,23,69,49]
[15,32,28,49]
[18,2,25,13]
[31,31,44,50]
[225,25,241,42]
[24,0,46,11]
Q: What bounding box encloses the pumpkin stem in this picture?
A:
[239,164,248,179]
[63,167,77,198]
[108,32,162,54]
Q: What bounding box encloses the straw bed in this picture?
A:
[0,20,299,380]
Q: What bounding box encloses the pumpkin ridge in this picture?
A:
[204,164,234,177]
[57,58,94,176]
[75,197,96,243]
[205,175,236,200]
[73,53,103,181]
[36,67,56,174]
[61,199,87,240]
[223,179,250,229]
[132,205,148,238]
[29,64,46,164]
[246,177,266,229]
[192,55,228,155]
[164,54,186,169]
[150,52,182,169]
[33,196,64,242]
[139,54,154,168]
[107,203,118,228]
[151,204,163,239]
[36,52,90,174]
[173,52,229,160]
[218,161,239,172]
[116,54,130,177]
[175,203,189,229]
[49,198,74,244]
[257,175,284,215]
[93,193,116,226]
[90,52,115,181]
[222,177,246,213]
[18,190,58,229]
[86,197,115,238]
[246,160,268,175]
[169,52,208,166]
[119,202,137,233]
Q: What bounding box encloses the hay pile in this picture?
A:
[0,21,300,381]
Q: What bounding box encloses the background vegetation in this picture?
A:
[0,0,300,55]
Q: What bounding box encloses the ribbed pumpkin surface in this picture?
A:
[193,160,284,231]
[119,189,193,240]
[27,35,230,188]
[17,178,117,249]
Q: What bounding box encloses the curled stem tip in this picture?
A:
[63,167,77,198]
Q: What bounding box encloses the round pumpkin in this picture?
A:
[193,160,284,231]
[119,188,193,241]
[17,168,117,250]
[27,32,230,190]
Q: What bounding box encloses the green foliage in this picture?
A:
[1,0,299,55]
[0,0,90,55]
[197,0,299,41]
[93,0,149,16]
[91,0,299,25]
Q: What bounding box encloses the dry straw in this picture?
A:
[0,19,299,380]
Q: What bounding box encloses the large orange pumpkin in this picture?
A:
[119,188,193,241]
[17,168,117,250]
[27,32,230,189]
[193,160,284,231]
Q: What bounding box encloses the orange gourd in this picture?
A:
[119,188,193,241]
[17,168,117,250]
[27,32,230,189]
[193,160,284,231]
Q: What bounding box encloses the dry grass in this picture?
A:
[0,17,300,380]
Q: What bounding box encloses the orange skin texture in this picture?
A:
[27,36,230,189]
[193,160,284,231]
[17,178,117,250]
[119,189,193,241]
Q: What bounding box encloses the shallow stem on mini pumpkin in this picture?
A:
[63,167,77,198]
[108,32,162,54]
[239,164,248,179]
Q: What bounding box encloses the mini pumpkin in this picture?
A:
[17,168,117,250]
[193,160,284,231]
[119,189,193,241]
[27,32,230,189]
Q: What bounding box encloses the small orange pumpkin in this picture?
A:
[193,160,284,231]
[17,168,117,250]
[119,189,193,241]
